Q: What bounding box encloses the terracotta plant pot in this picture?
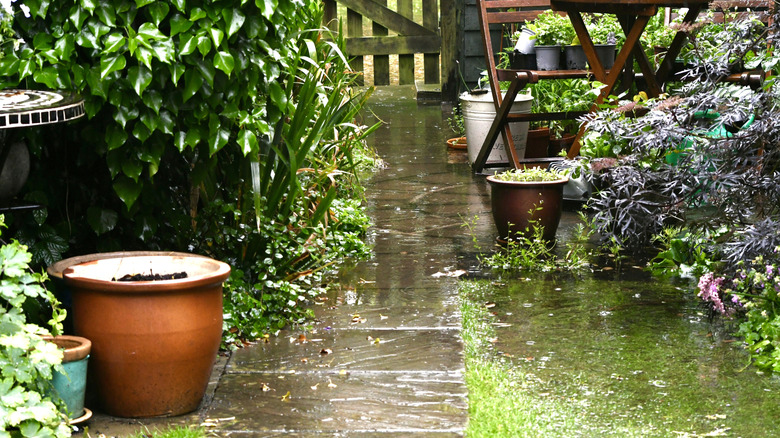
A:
[446,136,467,150]
[487,174,569,241]
[62,253,231,418]
[524,128,551,159]
[42,335,91,421]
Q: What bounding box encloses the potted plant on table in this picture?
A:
[486,167,569,242]
[527,10,576,70]
[586,13,624,70]
[526,78,603,156]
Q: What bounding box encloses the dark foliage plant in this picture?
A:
[581,8,779,262]
[578,6,780,372]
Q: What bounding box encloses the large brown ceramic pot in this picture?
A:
[487,174,568,242]
[62,253,231,418]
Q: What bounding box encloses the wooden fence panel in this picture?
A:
[323,0,447,89]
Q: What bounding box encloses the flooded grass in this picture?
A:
[461,272,780,436]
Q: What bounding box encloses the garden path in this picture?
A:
[83,86,496,436]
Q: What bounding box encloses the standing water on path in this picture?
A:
[466,267,780,436]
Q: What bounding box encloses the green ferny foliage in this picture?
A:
[1,0,309,209]
[0,215,69,438]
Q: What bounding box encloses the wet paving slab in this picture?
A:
[81,86,484,436]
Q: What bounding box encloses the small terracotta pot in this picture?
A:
[63,253,230,418]
[446,136,467,150]
[487,175,569,241]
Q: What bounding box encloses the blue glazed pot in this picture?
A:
[44,335,91,419]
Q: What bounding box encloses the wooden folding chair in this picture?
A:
[473,0,591,173]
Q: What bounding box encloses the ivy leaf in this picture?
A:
[102,33,126,53]
[140,109,159,133]
[87,207,118,235]
[69,5,88,29]
[178,34,198,56]
[136,45,155,68]
[209,27,224,48]
[196,59,215,87]
[170,0,185,13]
[33,67,63,89]
[105,123,128,151]
[100,53,126,78]
[135,0,155,8]
[137,22,167,41]
[95,4,117,27]
[113,176,143,209]
[182,69,203,103]
[268,81,287,109]
[151,39,175,64]
[170,62,186,85]
[197,34,212,57]
[170,13,193,36]
[142,89,163,114]
[257,0,278,20]
[147,2,170,27]
[222,8,246,39]
[131,121,151,142]
[214,51,234,75]
[86,68,108,98]
[158,110,175,135]
[54,34,76,61]
[208,114,229,155]
[128,65,153,96]
[237,128,258,156]
[185,128,202,148]
[189,7,207,21]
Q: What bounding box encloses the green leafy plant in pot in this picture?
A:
[586,13,624,70]
[527,11,575,70]
[486,167,569,242]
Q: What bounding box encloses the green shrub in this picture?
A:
[0,216,69,437]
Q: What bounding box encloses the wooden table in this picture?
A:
[549,0,710,157]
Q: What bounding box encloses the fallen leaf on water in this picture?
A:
[311,383,319,391]
[320,348,332,355]
[281,391,291,401]
[431,269,467,278]
[380,314,388,320]
[373,337,381,345]
[485,302,496,309]
[327,378,337,388]
[297,334,308,343]
[261,383,272,392]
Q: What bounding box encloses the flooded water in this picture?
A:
[477,268,780,436]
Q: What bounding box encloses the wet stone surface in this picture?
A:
[81,86,484,436]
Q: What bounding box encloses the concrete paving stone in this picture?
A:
[205,372,467,434]
[227,328,464,374]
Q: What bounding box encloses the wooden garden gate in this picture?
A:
[323,0,458,99]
